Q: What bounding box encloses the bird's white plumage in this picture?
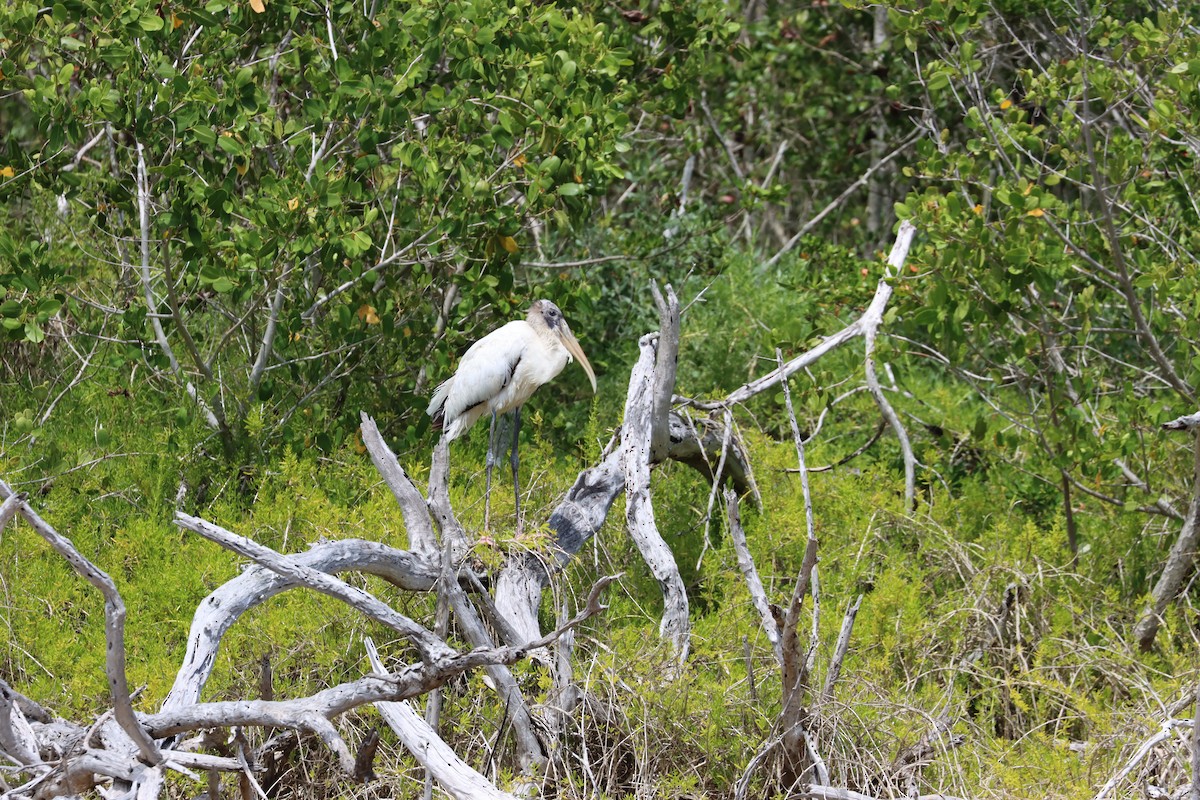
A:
[428,316,575,440]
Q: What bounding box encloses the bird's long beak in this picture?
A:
[560,326,597,393]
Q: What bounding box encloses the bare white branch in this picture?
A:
[623,333,690,660]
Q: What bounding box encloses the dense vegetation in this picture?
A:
[2,0,1199,797]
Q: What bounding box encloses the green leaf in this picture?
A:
[192,125,217,146]
[139,14,165,31]
[212,277,236,293]
[556,182,584,196]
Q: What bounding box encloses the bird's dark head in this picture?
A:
[530,299,564,330]
[528,299,596,392]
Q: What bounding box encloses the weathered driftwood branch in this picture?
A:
[624,333,691,660]
[438,548,547,772]
[1133,415,1200,650]
[166,500,619,784]
[148,523,613,779]
[146,608,610,749]
[365,639,518,800]
[164,538,439,709]
[819,594,863,704]
[1091,715,1195,800]
[428,437,471,560]
[0,679,41,768]
[0,490,23,533]
[421,545,454,800]
[169,512,555,775]
[726,487,781,660]
[360,413,438,558]
[862,223,917,509]
[0,678,50,724]
[0,478,162,767]
[492,443,626,655]
[175,513,456,665]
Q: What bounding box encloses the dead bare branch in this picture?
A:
[364,638,518,800]
[726,487,781,661]
[360,413,438,558]
[819,594,862,704]
[623,333,690,660]
[164,538,439,710]
[0,680,41,768]
[174,513,455,664]
[694,221,919,414]
[0,478,162,767]
[428,437,471,560]
[1092,715,1195,800]
[862,223,918,508]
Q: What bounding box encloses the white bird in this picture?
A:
[428,299,597,530]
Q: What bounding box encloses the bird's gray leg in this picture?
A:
[485,409,498,532]
[511,406,522,534]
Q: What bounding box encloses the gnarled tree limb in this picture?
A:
[163,538,440,710]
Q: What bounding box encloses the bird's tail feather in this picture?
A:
[427,378,453,431]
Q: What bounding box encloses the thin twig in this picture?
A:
[726,487,781,661]
[819,594,862,704]
[763,131,921,271]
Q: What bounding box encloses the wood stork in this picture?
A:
[428,299,597,530]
